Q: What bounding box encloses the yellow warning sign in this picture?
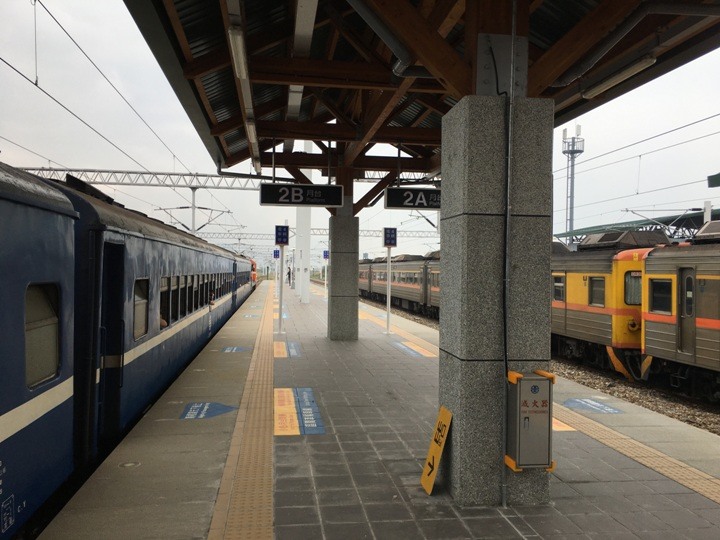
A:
[274,341,288,358]
[274,388,300,435]
[421,405,452,495]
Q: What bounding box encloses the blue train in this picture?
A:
[0,162,256,538]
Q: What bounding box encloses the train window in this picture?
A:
[25,284,60,387]
[133,279,149,340]
[684,276,694,317]
[553,276,565,301]
[650,279,672,314]
[624,272,642,306]
[171,276,179,322]
[179,276,187,318]
[193,275,200,310]
[588,277,605,307]
[160,277,170,328]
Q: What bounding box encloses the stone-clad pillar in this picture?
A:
[327,168,358,340]
[439,96,553,506]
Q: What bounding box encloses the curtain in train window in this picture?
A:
[624,271,642,306]
[160,277,170,328]
[553,276,565,301]
[171,276,179,322]
[25,284,60,387]
[588,277,605,307]
[133,279,149,339]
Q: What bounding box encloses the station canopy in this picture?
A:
[124,0,720,191]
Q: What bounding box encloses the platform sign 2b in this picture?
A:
[275,225,289,246]
[421,405,452,495]
[261,183,344,207]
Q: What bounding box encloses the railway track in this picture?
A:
[359,296,720,437]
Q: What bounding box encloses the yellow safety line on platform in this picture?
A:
[359,309,439,356]
[554,404,720,504]
[274,388,301,436]
[552,418,575,431]
[209,284,274,540]
[403,341,436,357]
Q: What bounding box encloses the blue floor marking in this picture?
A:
[564,398,623,414]
[222,346,251,352]
[393,341,421,357]
[287,341,302,357]
[293,387,325,435]
[180,402,237,419]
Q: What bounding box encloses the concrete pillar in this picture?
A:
[439,96,553,506]
[296,206,311,303]
[327,167,358,340]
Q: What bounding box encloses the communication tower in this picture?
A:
[562,125,585,243]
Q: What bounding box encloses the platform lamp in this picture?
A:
[581,55,656,100]
[228,25,261,173]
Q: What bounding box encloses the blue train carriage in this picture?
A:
[0,163,77,539]
[52,175,250,457]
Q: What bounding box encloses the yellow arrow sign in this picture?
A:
[421,405,452,495]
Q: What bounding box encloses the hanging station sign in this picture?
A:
[384,187,441,209]
[260,183,344,207]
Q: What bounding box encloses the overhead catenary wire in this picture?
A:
[35,0,193,174]
[0,135,69,168]
[0,55,150,172]
[553,110,720,176]
[553,128,720,182]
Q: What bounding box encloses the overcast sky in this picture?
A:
[2,0,720,267]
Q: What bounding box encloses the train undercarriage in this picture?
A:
[552,334,720,402]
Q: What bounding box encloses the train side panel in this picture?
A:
[0,169,76,539]
[552,251,614,346]
[644,245,720,370]
[96,232,242,447]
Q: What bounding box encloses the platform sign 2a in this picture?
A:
[421,405,453,495]
[385,187,441,209]
[275,225,289,246]
[383,227,397,248]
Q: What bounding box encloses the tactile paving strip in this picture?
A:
[554,404,720,504]
[209,285,275,539]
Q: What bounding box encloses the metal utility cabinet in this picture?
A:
[505,371,556,471]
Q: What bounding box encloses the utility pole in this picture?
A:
[562,125,585,245]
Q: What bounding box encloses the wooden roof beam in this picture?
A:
[256,121,440,145]
[360,0,471,99]
[249,57,446,92]
[528,0,641,97]
[259,152,432,172]
[343,0,463,165]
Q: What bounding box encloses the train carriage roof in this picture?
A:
[0,162,77,218]
[50,174,237,258]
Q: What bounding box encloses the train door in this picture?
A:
[98,242,125,450]
[232,261,238,310]
[551,272,567,334]
[678,268,696,359]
